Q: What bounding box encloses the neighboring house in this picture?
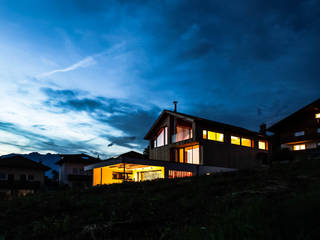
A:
[0,155,50,199]
[268,98,320,161]
[55,154,101,187]
[86,105,269,186]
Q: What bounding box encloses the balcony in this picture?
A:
[171,131,192,143]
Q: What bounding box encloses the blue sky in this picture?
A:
[0,0,319,158]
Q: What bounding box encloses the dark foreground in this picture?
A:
[1,160,320,240]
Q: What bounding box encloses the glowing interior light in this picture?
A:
[316,113,320,119]
[293,144,306,151]
[207,131,224,142]
[241,138,252,147]
[231,136,240,145]
[258,141,266,150]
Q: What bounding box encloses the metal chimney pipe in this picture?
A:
[173,101,178,112]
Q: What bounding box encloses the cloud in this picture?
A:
[38,56,96,77]
[41,87,161,150]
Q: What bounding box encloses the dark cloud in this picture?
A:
[42,88,161,150]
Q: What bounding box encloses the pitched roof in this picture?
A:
[55,154,101,165]
[268,98,320,132]
[0,155,50,171]
[144,110,262,139]
[116,151,146,159]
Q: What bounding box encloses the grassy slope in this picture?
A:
[1,160,320,240]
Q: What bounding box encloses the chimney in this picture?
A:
[173,101,178,112]
[259,123,267,135]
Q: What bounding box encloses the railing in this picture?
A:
[171,132,192,143]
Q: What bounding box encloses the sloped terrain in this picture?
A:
[1,160,320,240]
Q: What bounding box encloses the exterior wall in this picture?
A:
[271,108,320,161]
[202,141,263,169]
[59,162,89,186]
[0,167,45,184]
[148,113,269,169]
[149,115,172,161]
[197,125,268,169]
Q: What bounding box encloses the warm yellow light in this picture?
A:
[93,168,102,186]
[93,164,165,186]
[293,144,306,151]
[258,141,266,150]
[203,130,207,139]
[316,113,320,119]
[231,136,240,145]
[179,148,184,163]
[207,131,224,142]
[241,138,252,147]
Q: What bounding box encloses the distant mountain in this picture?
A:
[1,152,60,177]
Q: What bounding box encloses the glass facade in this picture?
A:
[173,145,200,164]
[154,127,168,148]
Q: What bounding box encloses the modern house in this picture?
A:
[0,155,50,199]
[268,98,320,161]
[145,108,269,169]
[55,154,101,188]
[86,104,269,185]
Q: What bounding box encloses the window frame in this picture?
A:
[153,126,168,148]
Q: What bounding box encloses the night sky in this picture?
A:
[0,0,319,158]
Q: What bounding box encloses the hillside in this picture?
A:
[1,160,320,240]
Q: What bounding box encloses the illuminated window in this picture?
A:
[258,141,266,150]
[293,144,306,151]
[173,145,200,164]
[231,136,240,145]
[169,170,193,178]
[294,131,304,137]
[316,113,320,119]
[173,121,193,143]
[203,130,207,139]
[185,145,200,164]
[154,127,168,148]
[241,138,252,147]
[179,148,184,163]
[207,131,224,142]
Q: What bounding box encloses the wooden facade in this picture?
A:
[145,110,269,169]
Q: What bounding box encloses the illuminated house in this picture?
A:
[86,105,269,186]
[145,108,269,169]
[55,154,100,188]
[0,155,50,199]
[268,98,320,161]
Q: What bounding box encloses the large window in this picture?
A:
[231,136,240,145]
[294,131,305,137]
[169,170,193,178]
[241,138,252,147]
[173,145,200,165]
[185,145,200,164]
[154,127,168,148]
[174,125,192,142]
[293,144,305,151]
[203,130,224,142]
